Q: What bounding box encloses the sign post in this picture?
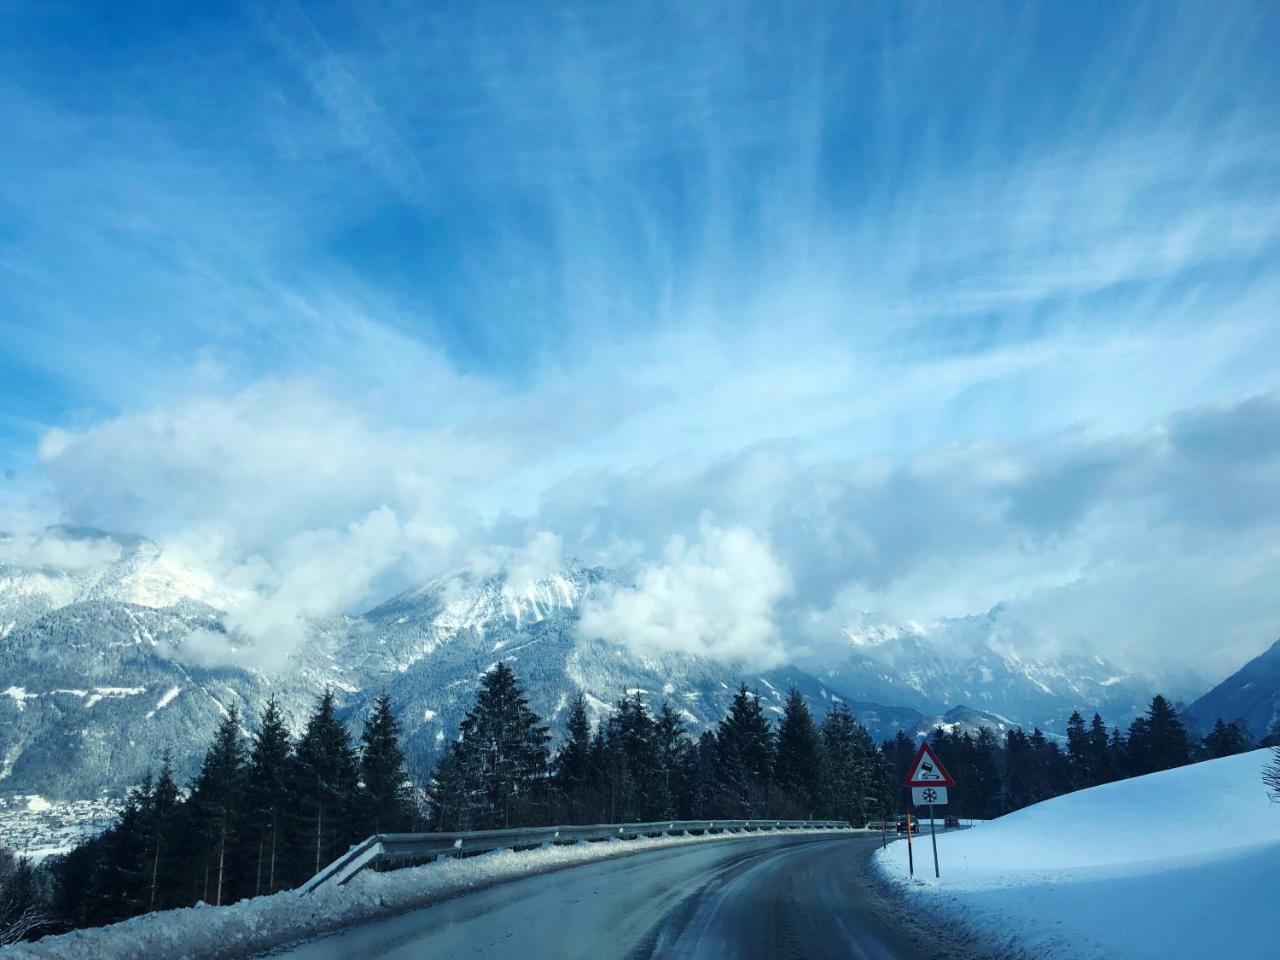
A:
[903,742,955,880]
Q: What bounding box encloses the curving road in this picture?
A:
[267,834,932,960]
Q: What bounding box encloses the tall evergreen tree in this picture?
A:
[244,696,293,897]
[437,663,550,830]
[359,694,414,835]
[188,705,247,906]
[715,684,775,817]
[1201,718,1253,759]
[141,752,181,911]
[1127,695,1190,775]
[774,688,825,817]
[1065,711,1089,790]
[1087,713,1114,786]
[820,703,875,824]
[552,691,593,808]
[655,701,694,819]
[293,689,360,878]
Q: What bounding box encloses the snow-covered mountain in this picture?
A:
[821,608,1159,733]
[1185,638,1280,739]
[1,527,1165,800]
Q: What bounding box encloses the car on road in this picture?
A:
[944,815,960,829]
[895,815,916,834]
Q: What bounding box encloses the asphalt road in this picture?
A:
[267,833,936,960]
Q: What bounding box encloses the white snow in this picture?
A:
[8,829,856,960]
[146,686,182,719]
[422,708,436,721]
[4,686,37,710]
[875,750,1279,960]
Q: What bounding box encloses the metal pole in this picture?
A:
[905,798,914,878]
[929,803,940,878]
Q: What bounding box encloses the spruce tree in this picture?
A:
[655,701,695,819]
[553,692,593,803]
[715,684,775,816]
[444,663,550,829]
[1087,713,1114,785]
[820,703,875,824]
[244,697,293,896]
[774,688,825,818]
[293,689,360,878]
[359,694,414,835]
[970,726,1002,818]
[141,752,181,911]
[690,730,721,818]
[1128,695,1190,775]
[84,781,150,923]
[1201,718,1253,759]
[1065,711,1089,790]
[188,705,247,906]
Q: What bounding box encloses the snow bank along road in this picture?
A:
[875,749,1279,960]
[263,834,933,960]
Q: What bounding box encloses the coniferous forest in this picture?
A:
[1,668,1270,943]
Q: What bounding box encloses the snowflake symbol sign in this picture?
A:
[921,788,938,803]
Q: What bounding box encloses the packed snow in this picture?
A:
[9,828,856,960]
[875,749,1279,959]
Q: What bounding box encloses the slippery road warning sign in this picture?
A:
[903,742,954,880]
[904,742,955,787]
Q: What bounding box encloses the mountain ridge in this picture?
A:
[1,527,1179,799]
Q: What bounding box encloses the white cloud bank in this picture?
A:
[579,521,793,668]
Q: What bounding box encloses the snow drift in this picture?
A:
[875,749,1279,959]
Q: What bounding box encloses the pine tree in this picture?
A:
[244,697,293,896]
[359,694,413,835]
[774,688,825,818]
[293,689,360,879]
[1065,711,1089,790]
[1128,695,1190,775]
[84,781,150,923]
[141,752,181,911]
[715,684,775,817]
[1087,713,1114,785]
[1201,718,1253,760]
[188,705,247,906]
[1108,726,1128,778]
[820,703,876,824]
[440,664,550,830]
[690,730,721,818]
[655,702,695,819]
[552,692,593,810]
[970,726,1002,818]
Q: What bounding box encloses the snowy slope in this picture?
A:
[875,749,1280,959]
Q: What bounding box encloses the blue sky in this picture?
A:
[1,1,1278,678]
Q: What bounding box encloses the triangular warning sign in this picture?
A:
[904,741,955,787]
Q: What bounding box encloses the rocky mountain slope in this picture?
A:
[1,528,1167,800]
[1185,638,1280,740]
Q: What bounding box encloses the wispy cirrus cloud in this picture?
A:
[1,0,1278,678]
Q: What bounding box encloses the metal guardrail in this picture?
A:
[303,818,853,894]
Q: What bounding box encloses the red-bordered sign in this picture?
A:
[904,741,955,787]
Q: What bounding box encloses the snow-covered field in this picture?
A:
[6,828,858,960]
[875,749,1279,960]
